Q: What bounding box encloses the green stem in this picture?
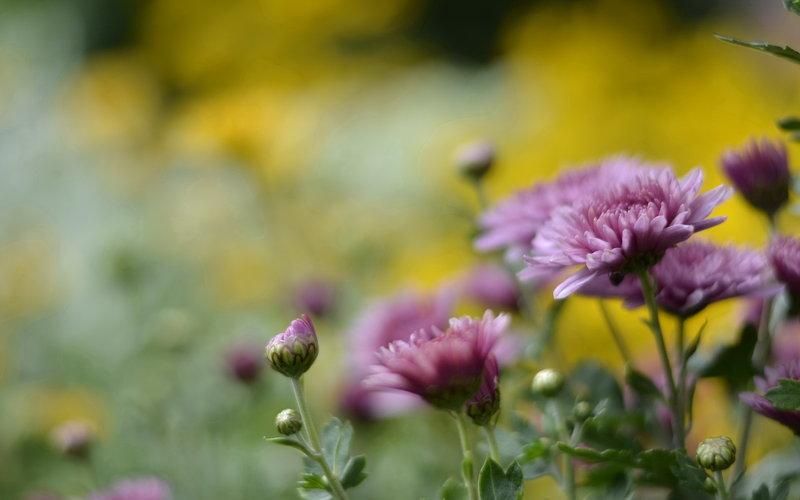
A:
[549,401,576,500]
[290,377,349,500]
[453,412,479,500]
[598,299,633,365]
[483,425,501,463]
[715,470,730,500]
[676,317,688,441]
[637,270,683,449]
[473,179,489,210]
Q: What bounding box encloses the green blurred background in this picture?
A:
[1,0,799,498]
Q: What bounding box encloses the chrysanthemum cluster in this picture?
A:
[740,360,800,435]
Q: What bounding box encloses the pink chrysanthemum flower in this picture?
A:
[475,156,648,262]
[88,477,172,500]
[769,236,800,295]
[365,311,509,410]
[624,241,780,317]
[523,167,732,299]
[721,138,790,217]
[740,360,800,435]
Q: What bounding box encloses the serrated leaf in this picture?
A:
[715,34,800,65]
[766,379,800,410]
[777,116,800,131]
[478,459,524,500]
[340,455,367,489]
[625,366,664,402]
[320,417,353,475]
[439,477,467,500]
[265,436,310,454]
[299,473,328,491]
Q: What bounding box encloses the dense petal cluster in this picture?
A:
[475,156,646,261]
[524,168,731,298]
[88,477,172,500]
[769,236,800,295]
[720,138,790,217]
[265,315,318,378]
[628,241,780,317]
[740,360,800,434]
[365,311,508,410]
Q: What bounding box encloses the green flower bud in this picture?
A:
[572,401,593,422]
[696,436,736,471]
[265,315,318,378]
[703,477,717,494]
[275,408,303,436]
[532,369,565,397]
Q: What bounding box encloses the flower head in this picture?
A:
[275,408,303,436]
[225,343,263,384]
[696,436,736,471]
[475,156,646,262]
[628,241,780,317]
[524,167,731,299]
[531,368,565,397]
[88,477,172,500]
[740,360,800,435]
[769,236,800,295]
[265,315,318,378]
[721,138,790,217]
[466,356,500,425]
[365,311,508,410]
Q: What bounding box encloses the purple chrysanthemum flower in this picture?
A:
[721,138,790,217]
[466,355,500,425]
[475,156,648,262]
[769,236,800,295]
[623,241,780,317]
[265,315,318,378]
[365,311,509,410]
[460,264,520,312]
[88,477,172,500]
[293,278,337,318]
[225,343,263,384]
[523,167,732,299]
[740,360,800,435]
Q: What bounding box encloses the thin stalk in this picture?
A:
[637,270,683,449]
[549,401,576,500]
[473,180,489,210]
[483,425,501,463]
[715,470,730,500]
[453,412,479,500]
[598,299,633,365]
[676,317,688,443]
[290,377,349,500]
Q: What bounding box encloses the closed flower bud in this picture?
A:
[720,138,790,217]
[455,141,495,182]
[703,477,717,494]
[572,401,593,422]
[276,409,303,436]
[532,369,564,397]
[696,436,736,471]
[51,420,93,459]
[265,315,318,378]
[466,357,500,426]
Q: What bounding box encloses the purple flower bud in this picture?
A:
[88,477,172,500]
[721,138,790,217]
[225,343,263,385]
[365,311,508,411]
[265,315,318,378]
[50,420,93,460]
[466,356,500,426]
[455,141,495,182]
[293,279,337,318]
[740,360,800,435]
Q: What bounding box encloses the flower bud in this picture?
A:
[50,420,93,459]
[466,358,501,426]
[532,369,564,397]
[225,343,263,385]
[455,141,495,182]
[265,315,318,378]
[696,436,736,471]
[572,401,593,422]
[275,409,303,436]
[703,477,717,494]
[720,138,790,217]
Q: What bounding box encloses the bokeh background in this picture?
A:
[2,0,799,498]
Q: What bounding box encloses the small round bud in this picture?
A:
[532,369,565,397]
[225,344,263,385]
[50,420,94,459]
[696,436,736,471]
[572,401,593,422]
[276,409,303,436]
[466,386,500,426]
[265,315,318,378]
[703,477,718,494]
[455,141,495,182]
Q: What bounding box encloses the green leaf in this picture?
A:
[777,116,800,131]
[715,34,800,65]
[517,439,552,463]
[698,323,757,390]
[478,459,524,500]
[625,366,664,402]
[340,455,367,489]
[785,0,800,16]
[265,436,311,455]
[320,417,353,475]
[684,320,707,361]
[555,443,636,466]
[439,477,467,500]
[299,473,328,491]
[766,379,800,410]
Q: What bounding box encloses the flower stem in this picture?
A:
[715,470,730,500]
[290,377,349,500]
[676,317,689,440]
[549,400,576,500]
[637,270,683,449]
[483,425,501,463]
[598,299,633,365]
[453,412,479,500]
